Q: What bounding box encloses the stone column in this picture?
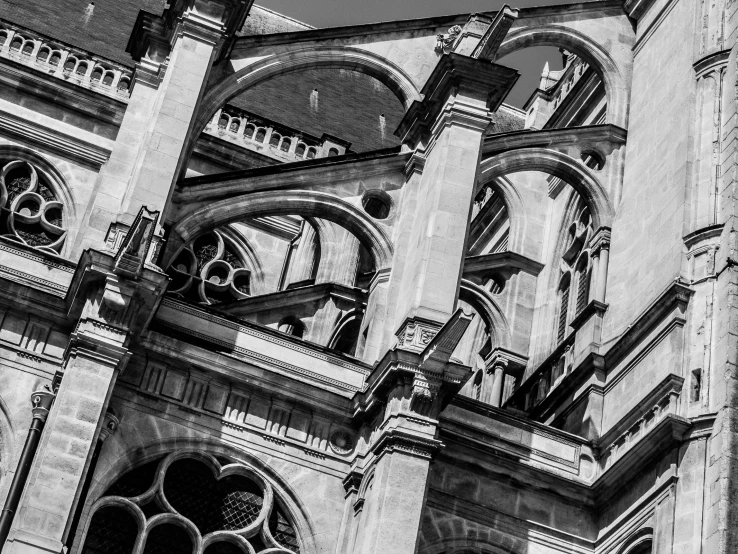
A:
[72,0,252,258]
[5,222,167,553]
[488,360,507,407]
[590,227,611,303]
[351,310,473,554]
[386,54,518,352]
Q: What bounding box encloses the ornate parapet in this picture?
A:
[0,19,133,100]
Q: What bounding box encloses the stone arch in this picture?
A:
[73,496,146,554]
[188,46,422,166]
[495,24,630,127]
[617,527,654,554]
[165,190,394,271]
[479,148,614,229]
[459,279,512,350]
[82,435,318,554]
[421,534,525,554]
[481,175,527,255]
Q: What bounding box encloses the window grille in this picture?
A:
[79,453,301,554]
[576,267,589,315]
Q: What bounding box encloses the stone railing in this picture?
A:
[204,105,348,164]
[0,20,132,100]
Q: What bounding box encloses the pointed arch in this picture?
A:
[495,23,631,127]
[479,147,614,229]
[459,279,512,350]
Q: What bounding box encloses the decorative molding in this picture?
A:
[154,320,362,392]
[370,429,443,460]
[0,110,111,168]
[159,297,371,375]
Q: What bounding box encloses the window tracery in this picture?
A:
[78,453,301,554]
[556,205,593,343]
[0,159,66,254]
[166,230,252,305]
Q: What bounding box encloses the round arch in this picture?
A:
[459,279,512,350]
[166,190,394,270]
[479,147,614,229]
[187,46,423,166]
[495,24,630,128]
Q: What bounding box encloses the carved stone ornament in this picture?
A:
[0,160,66,254]
[435,25,462,52]
[30,389,55,422]
[329,429,356,454]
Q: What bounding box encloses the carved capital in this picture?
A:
[589,227,612,256]
[484,348,527,376]
[370,429,443,460]
[396,318,442,353]
[98,410,120,443]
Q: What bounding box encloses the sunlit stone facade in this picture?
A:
[0,0,731,552]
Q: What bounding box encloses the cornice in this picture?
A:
[0,108,112,169]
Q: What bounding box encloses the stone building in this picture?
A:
[0,0,730,552]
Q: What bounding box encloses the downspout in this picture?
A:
[0,389,56,546]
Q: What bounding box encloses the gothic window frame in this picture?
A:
[0,150,74,257]
[73,451,305,554]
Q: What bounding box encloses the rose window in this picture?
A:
[0,160,65,254]
[166,230,252,305]
[78,452,301,554]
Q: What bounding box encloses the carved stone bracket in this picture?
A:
[114,206,160,279]
[370,428,443,460]
[589,227,612,256]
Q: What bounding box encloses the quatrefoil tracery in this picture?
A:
[167,230,252,305]
[84,452,300,554]
[0,160,65,254]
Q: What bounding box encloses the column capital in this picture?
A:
[589,226,612,255]
[395,53,519,146]
[484,348,528,376]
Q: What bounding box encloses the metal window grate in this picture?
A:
[81,506,138,554]
[270,504,300,553]
[163,458,264,535]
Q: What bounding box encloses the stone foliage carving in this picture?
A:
[435,25,462,52]
[166,230,252,305]
[79,451,301,553]
[0,160,65,254]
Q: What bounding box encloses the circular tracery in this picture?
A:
[0,159,66,254]
[166,230,253,305]
[80,452,301,554]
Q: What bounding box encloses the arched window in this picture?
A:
[21,41,34,55]
[90,67,103,82]
[243,124,256,139]
[36,48,49,62]
[75,62,88,75]
[102,71,114,85]
[329,315,363,356]
[557,274,571,343]
[117,77,130,92]
[306,147,316,159]
[229,118,240,132]
[270,133,281,147]
[143,523,193,553]
[10,37,22,51]
[79,453,302,554]
[295,143,306,157]
[218,114,229,129]
[255,128,266,143]
[48,52,60,66]
[575,254,591,315]
[472,370,483,400]
[280,138,291,152]
[328,148,339,156]
[81,505,139,553]
[278,316,305,339]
